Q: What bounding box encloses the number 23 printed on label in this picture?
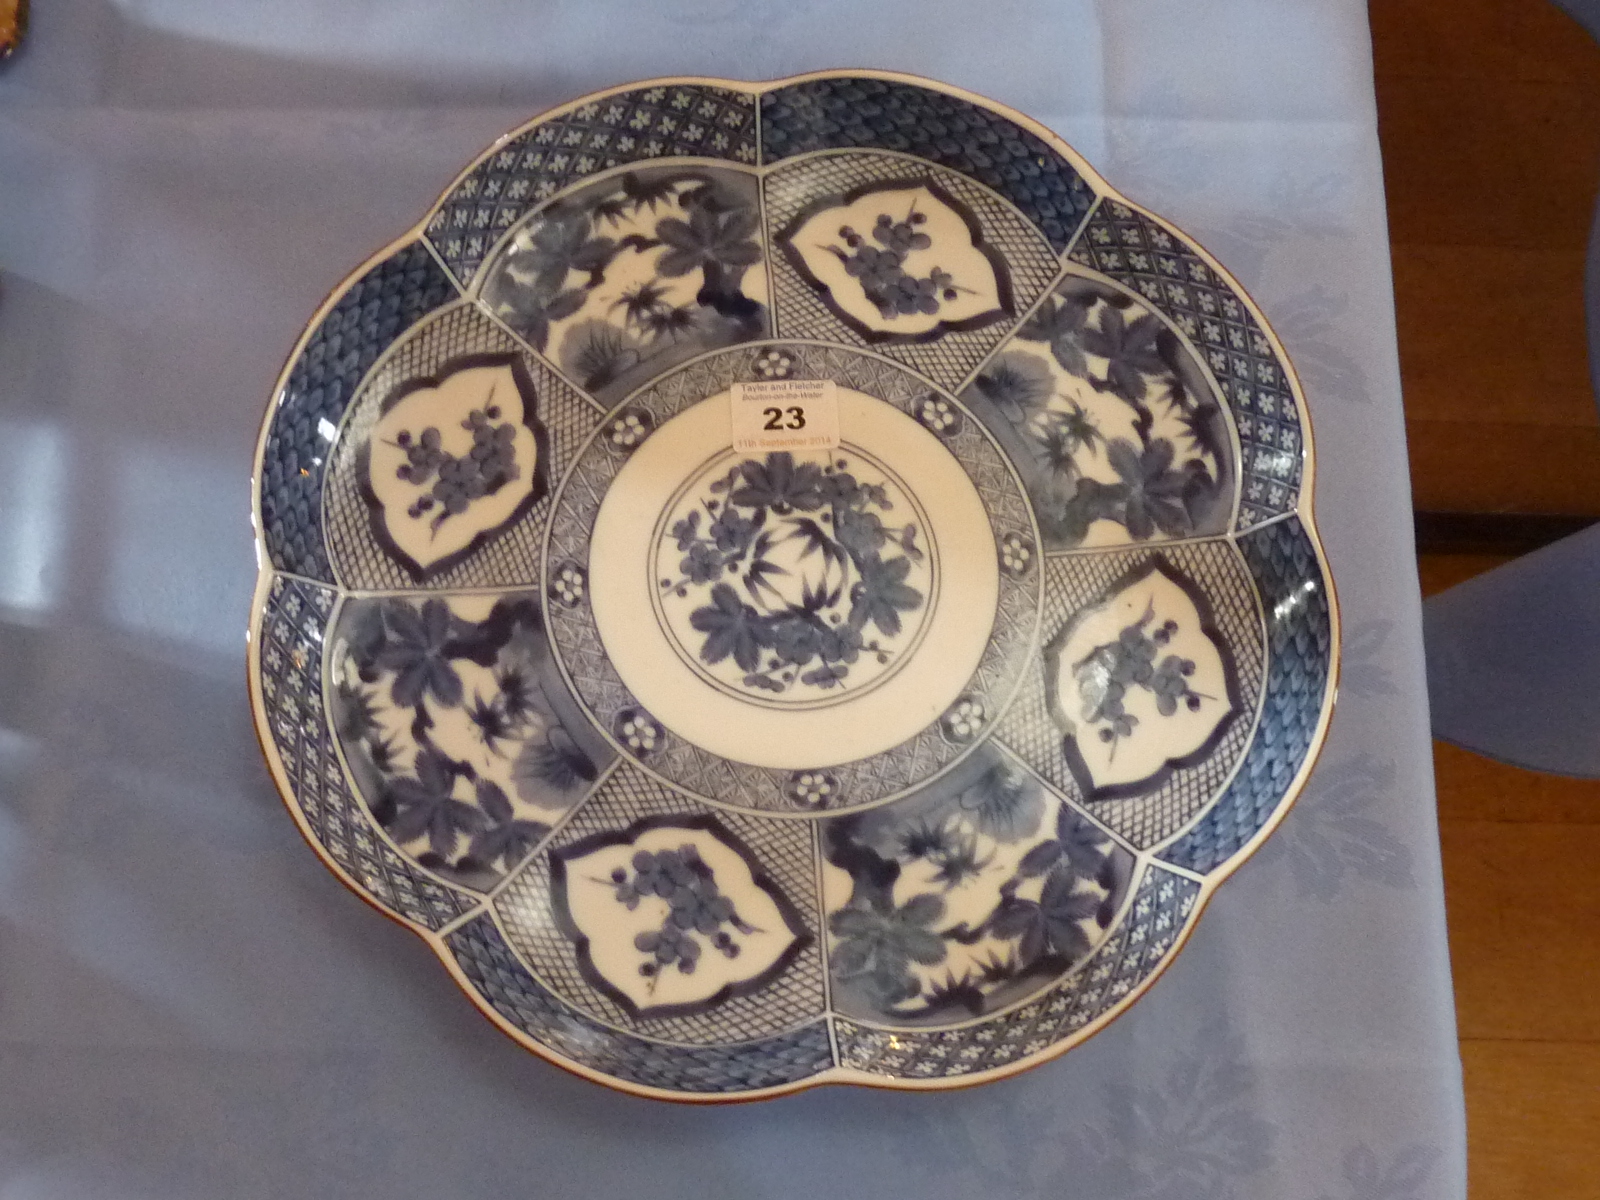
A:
[761,406,807,432]
[731,379,841,452]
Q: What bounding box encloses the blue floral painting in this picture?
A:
[657,449,929,699]
[479,165,770,405]
[962,275,1233,551]
[329,592,614,889]
[822,744,1134,1023]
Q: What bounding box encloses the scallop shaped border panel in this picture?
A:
[1067,201,1304,529]
[259,241,460,581]
[249,574,477,930]
[320,300,605,591]
[994,538,1267,849]
[426,83,760,287]
[762,150,1064,391]
[759,77,1096,250]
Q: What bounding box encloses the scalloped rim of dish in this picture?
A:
[245,67,1342,1104]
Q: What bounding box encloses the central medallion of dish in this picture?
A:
[650,441,937,708]
[545,341,1042,814]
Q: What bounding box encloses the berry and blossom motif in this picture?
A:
[1074,605,1207,756]
[916,394,962,436]
[362,357,546,581]
[823,748,1134,1022]
[786,770,840,808]
[389,404,520,530]
[547,562,586,609]
[1045,558,1240,799]
[613,708,663,757]
[781,180,1011,342]
[602,844,755,984]
[551,819,813,1019]
[825,205,964,321]
[752,348,794,379]
[480,167,769,405]
[965,278,1231,551]
[605,408,652,453]
[329,594,608,887]
[999,532,1035,577]
[941,696,987,742]
[655,449,932,702]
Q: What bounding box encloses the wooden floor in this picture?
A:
[1419,556,1600,1198]
[1373,0,1600,514]
[1373,0,1600,1193]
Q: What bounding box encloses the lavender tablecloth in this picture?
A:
[0,2,1465,1196]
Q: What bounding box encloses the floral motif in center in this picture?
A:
[653,448,936,705]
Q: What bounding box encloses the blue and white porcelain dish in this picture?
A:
[248,70,1339,1102]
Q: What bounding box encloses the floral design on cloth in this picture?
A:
[822,747,1133,1022]
[329,593,610,888]
[655,449,932,701]
[480,167,769,405]
[964,281,1231,551]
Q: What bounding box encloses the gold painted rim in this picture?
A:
[245,66,1342,1104]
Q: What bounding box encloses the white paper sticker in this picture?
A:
[731,379,841,453]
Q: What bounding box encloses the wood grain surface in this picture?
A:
[0,0,25,59]
[1374,0,1600,515]
[1421,554,1600,1197]
[1389,7,1600,1173]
